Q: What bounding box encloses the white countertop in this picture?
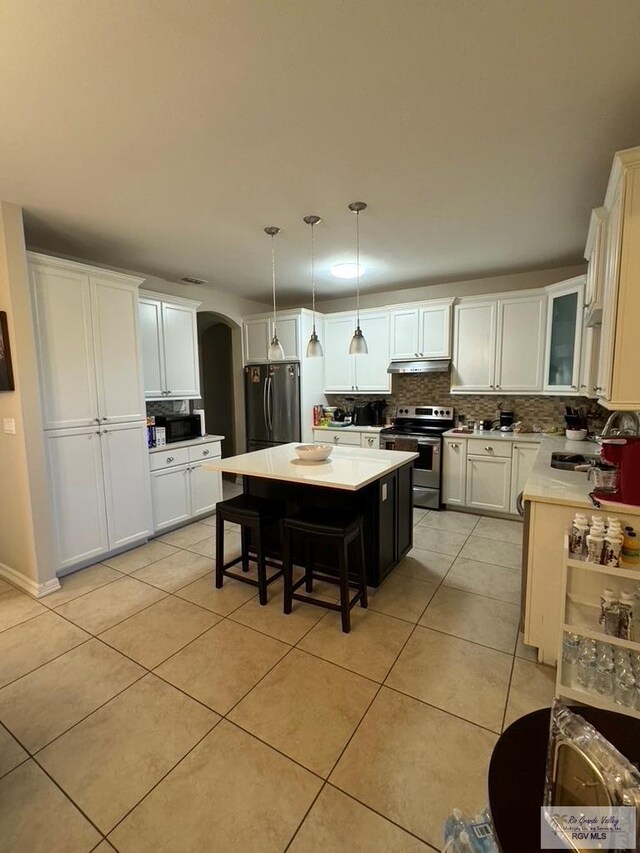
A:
[313,425,385,433]
[443,429,544,442]
[203,442,417,491]
[149,434,224,454]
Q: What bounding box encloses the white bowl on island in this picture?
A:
[294,444,333,462]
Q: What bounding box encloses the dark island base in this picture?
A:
[242,461,414,587]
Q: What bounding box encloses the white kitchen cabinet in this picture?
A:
[189,462,223,515]
[389,300,452,360]
[509,442,538,514]
[30,256,145,428]
[139,292,201,399]
[442,437,467,506]
[466,454,512,514]
[101,423,153,549]
[312,428,361,446]
[151,466,191,531]
[578,314,601,399]
[323,310,391,393]
[451,300,497,391]
[360,433,381,449]
[584,207,607,322]
[494,295,546,392]
[46,427,110,569]
[242,313,300,362]
[543,278,584,394]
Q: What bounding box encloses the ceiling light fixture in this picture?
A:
[348,202,368,355]
[303,214,323,358]
[264,226,285,361]
[180,276,208,285]
[330,262,364,280]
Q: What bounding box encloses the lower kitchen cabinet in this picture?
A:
[466,455,512,513]
[46,422,152,569]
[509,442,539,514]
[442,437,467,505]
[150,441,223,531]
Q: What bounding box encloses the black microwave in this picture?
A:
[154,414,202,444]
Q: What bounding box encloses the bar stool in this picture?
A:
[283,509,367,633]
[215,494,284,605]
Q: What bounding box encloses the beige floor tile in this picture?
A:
[369,572,437,623]
[0,578,14,595]
[94,843,117,852]
[186,530,242,561]
[39,674,218,833]
[395,548,454,583]
[131,550,212,592]
[54,577,166,634]
[298,608,413,683]
[154,619,288,714]
[289,784,434,852]
[412,526,467,557]
[99,597,220,668]
[0,589,47,631]
[503,658,556,729]
[102,540,180,573]
[229,582,328,645]
[418,510,480,535]
[459,535,522,570]
[109,720,321,853]
[230,649,377,777]
[412,509,430,525]
[156,520,213,549]
[474,516,524,545]
[41,564,122,609]
[0,639,143,751]
[443,558,521,605]
[515,632,539,662]
[0,760,101,853]
[386,626,511,732]
[330,687,497,849]
[0,611,89,689]
[419,587,520,653]
[176,571,257,615]
[0,724,27,778]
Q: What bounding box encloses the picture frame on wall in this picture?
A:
[0,311,15,392]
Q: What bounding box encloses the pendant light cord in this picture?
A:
[310,221,316,330]
[271,234,277,337]
[355,209,361,328]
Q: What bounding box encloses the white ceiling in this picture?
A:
[1,1,640,302]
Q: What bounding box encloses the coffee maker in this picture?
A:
[593,437,640,506]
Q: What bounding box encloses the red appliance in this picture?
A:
[594,437,640,506]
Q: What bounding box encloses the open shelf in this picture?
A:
[563,623,640,652]
[566,554,640,581]
[557,683,640,720]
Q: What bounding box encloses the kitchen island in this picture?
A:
[204,443,417,586]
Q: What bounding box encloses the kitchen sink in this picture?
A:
[550,452,600,471]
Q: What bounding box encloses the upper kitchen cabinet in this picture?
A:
[596,148,640,410]
[29,254,146,429]
[495,294,546,392]
[389,300,453,360]
[584,207,607,324]
[451,299,497,391]
[139,292,201,399]
[542,277,584,394]
[243,312,300,362]
[323,309,391,393]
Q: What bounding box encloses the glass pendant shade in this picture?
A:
[268,334,285,361]
[303,214,323,357]
[349,325,368,355]
[348,201,368,355]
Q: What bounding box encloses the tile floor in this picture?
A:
[0,492,556,852]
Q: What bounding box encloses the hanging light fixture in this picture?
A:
[265,226,285,361]
[348,201,368,354]
[303,214,323,357]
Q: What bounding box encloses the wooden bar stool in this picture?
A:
[283,509,367,633]
[215,494,284,605]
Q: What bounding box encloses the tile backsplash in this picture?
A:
[326,369,608,431]
[146,400,190,417]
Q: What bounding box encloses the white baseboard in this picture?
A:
[0,561,61,599]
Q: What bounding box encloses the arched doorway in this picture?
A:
[197,312,238,461]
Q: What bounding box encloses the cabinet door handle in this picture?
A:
[485,446,494,452]
[593,385,602,392]
[571,385,577,390]
[166,456,174,463]
[490,384,495,389]
[203,449,210,456]
[450,442,459,448]
[334,436,340,443]
[102,417,107,421]
[495,384,501,389]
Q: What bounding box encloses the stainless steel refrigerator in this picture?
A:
[244,363,301,451]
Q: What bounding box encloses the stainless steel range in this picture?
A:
[380,405,455,509]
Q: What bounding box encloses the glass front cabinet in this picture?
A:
[543,277,585,394]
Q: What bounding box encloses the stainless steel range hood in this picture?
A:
[387,359,450,375]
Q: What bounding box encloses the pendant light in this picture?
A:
[348,201,368,354]
[265,226,285,361]
[303,215,323,357]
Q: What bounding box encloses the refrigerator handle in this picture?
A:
[267,374,274,431]
[263,374,269,433]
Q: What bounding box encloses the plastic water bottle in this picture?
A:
[444,808,466,843]
[576,639,596,690]
[614,666,636,707]
[467,812,499,851]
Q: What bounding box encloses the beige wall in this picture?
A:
[0,203,56,593]
[313,264,586,313]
